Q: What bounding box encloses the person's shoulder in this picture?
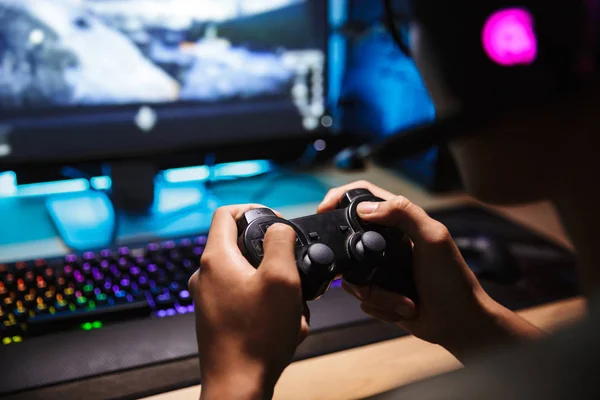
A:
[366,296,600,400]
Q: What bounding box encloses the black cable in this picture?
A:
[383,0,412,58]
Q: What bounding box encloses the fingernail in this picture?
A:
[344,282,364,299]
[357,202,378,215]
[394,304,413,318]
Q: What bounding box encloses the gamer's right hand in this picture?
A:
[318,181,544,362]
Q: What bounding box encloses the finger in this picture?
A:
[342,280,371,301]
[188,269,200,292]
[298,315,310,345]
[202,204,281,272]
[205,204,283,252]
[344,281,416,319]
[360,303,404,323]
[362,285,416,319]
[355,196,450,248]
[317,181,395,213]
[259,224,300,285]
[303,301,311,326]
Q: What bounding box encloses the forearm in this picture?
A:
[200,363,276,400]
[441,297,544,364]
[201,381,271,400]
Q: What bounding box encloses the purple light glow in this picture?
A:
[65,254,77,263]
[482,8,537,66]
[187,305,195,313]
[176,306,187,314]
[157,310,167,318]
[179,290,190,299]
[166,308,177,317]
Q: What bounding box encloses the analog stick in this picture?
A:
[354,231,387,260]
[304,243,335,273]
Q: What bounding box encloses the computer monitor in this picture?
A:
[0,0,330,169]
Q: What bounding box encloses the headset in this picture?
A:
[367,0,600,158]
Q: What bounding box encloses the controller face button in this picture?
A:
[309,232,320,241]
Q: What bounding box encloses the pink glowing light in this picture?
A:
[482,8,538,66]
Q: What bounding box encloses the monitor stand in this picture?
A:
[46,161,219,252]
[45,159,328,252]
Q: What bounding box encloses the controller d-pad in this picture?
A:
[260,222,275,233]
[251,239,264,256]
[253,236,301,256]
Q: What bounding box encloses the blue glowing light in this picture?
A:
[90,176,112,190]
[329,0,348,27]
[17,179,90,197]
[213,160,271,178]
[0,171,17,196]
[163,166,210,184]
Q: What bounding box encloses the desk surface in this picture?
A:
[144,298,585,400]
[141,164,579,400]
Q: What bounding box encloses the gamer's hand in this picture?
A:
[189,205,308,400]
[319,181,543,361]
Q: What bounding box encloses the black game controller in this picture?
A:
[237,189,417,301]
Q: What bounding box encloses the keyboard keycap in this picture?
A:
[27,301,152,337]
[1,320,22,338]
[178,290,193,306]
[156,293,175,309]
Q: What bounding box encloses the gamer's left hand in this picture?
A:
[189,205,309,400]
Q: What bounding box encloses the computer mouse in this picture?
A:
[455,235,522,285]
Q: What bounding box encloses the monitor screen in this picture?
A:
[0,0,328,165]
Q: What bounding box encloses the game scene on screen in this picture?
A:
[0,0,324,117]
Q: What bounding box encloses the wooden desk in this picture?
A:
[143,165,582,400]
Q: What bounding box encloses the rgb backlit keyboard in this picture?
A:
[0,236,207,345]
